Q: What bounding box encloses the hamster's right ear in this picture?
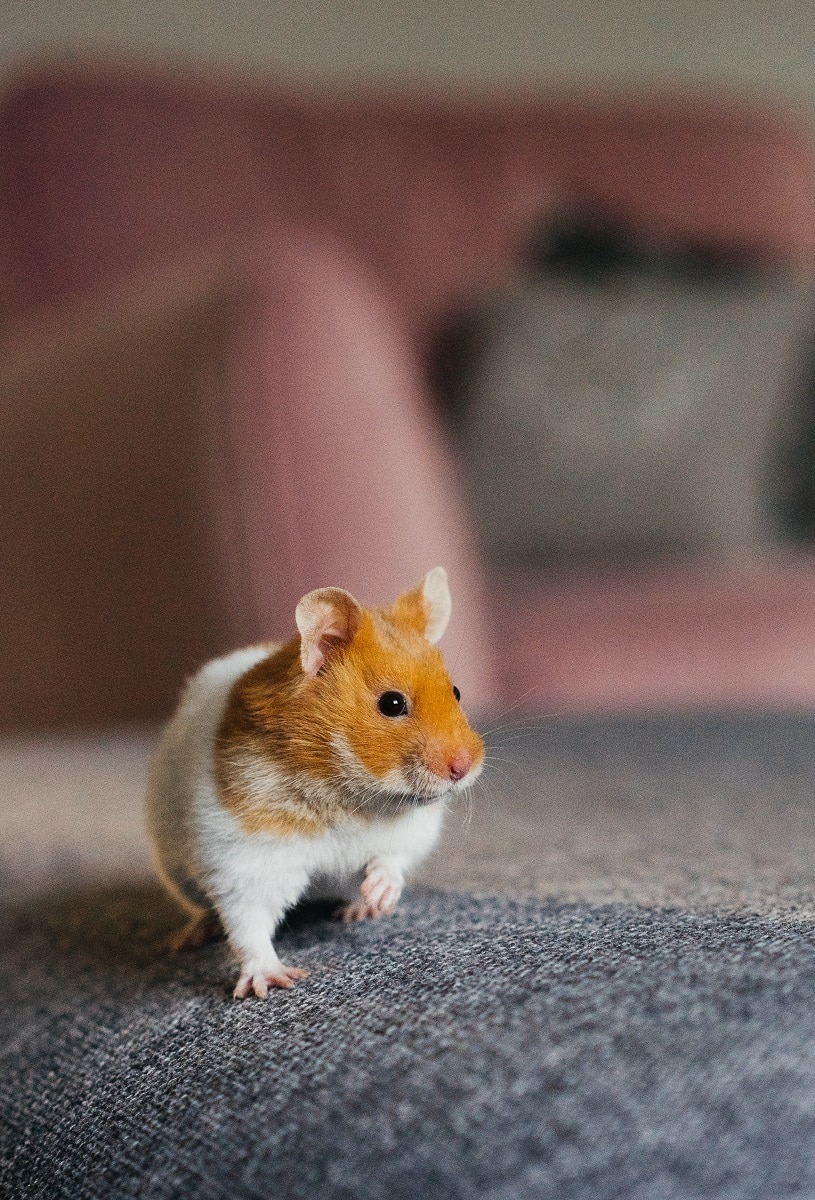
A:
[295,588,362,676]
[391,566,452,644]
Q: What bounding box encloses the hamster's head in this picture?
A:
[295,568,484,812]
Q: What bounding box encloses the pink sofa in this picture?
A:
[3,61,815,727]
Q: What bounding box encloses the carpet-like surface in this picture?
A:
[4,714,815,1198]
[4,886,815,1199]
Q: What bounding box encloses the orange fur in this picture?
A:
[215,639,336,837]
[336,609,482,780]
[215,582,484,837]
[389,580,432,639]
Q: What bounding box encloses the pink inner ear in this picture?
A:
[301,610,343,676]
[422,567,452,644]
[301,637,326,677]
[297,589,361,676]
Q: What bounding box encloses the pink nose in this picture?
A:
[448,749,474,782]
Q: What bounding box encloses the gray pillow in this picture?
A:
[457,273,815,568]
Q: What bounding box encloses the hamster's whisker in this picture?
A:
[481,767,512,793]
[484,754,532,787]
[470,777,498,822]
[480,721,543,744]
[483,753,520,770]
[482,762,512,782]
[483,718,544,739]
[478,686,547,735]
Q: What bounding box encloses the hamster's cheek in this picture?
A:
[341,716,412,782]
[378,763,418,795]
[329,727,404,790]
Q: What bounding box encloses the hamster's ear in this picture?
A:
[392,566,452,644]
[295,587,362,676]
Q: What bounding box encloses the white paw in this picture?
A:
[233,961,308,999]
[337,859,404,922]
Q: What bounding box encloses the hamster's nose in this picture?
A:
[448,748,474,782]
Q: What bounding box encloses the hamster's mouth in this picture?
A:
[379,786,450,813]
[407,760,483,800]
[407,789,449,807]
[376,771,458,813]
[392,773,480,807]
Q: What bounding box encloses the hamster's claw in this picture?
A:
[233,964,308,1000]
[340,900,394,922]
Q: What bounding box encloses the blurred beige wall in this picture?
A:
[1,1,814,108]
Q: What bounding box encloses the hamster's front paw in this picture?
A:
[338,856,404,922]
[233,959,308,999]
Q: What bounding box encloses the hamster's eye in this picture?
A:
[377,690,408,718]
[453,685,461,702]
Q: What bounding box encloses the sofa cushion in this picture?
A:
[454,229,815,567]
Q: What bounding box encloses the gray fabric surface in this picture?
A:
[6,713,815,916]
[3,885,815,1199]
[4,715,815,1198]
[432,713,815,914]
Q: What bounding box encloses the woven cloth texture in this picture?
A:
[3,885,815,1199]
[4,715,815,1198]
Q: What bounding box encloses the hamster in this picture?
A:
[146,567,484,999]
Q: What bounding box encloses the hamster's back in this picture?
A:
[146,645,275,909]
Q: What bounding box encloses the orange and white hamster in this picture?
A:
[146,567,484,999]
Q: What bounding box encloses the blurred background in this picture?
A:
[10,13,815,1193]
[4,1,815,729]
[3,1,815,97]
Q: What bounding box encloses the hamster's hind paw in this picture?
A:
[233,963,308,1000]
[337,898,386,922]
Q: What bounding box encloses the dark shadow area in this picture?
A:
[3,879,195,975]
[0,878,354,993]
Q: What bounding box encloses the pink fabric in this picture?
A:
[0,73,518,326]
[4,67,815,333]
[217,234,497,712]
[1,71,271,320]
[498,559,815,714]
[509,96,815,264]
[4,62,815,723]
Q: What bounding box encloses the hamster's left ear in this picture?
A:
[295,587,362,676]
[392,566,452,644]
